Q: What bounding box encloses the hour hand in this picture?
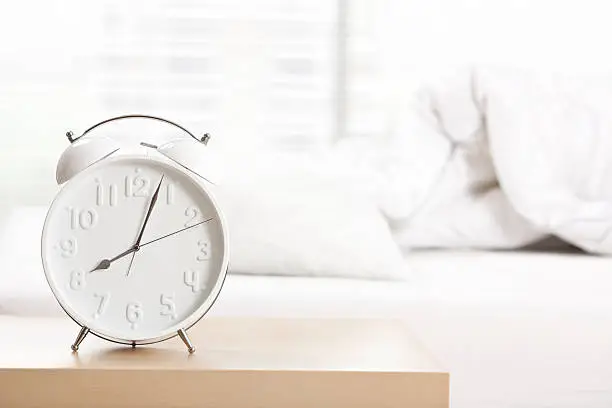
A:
[90,259,111,273]
[89,246,137,273]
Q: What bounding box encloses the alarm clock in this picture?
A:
[41,115,229,353]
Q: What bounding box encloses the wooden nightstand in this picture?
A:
[0,316,449,407]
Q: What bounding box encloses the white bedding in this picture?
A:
[3,209,612,407]
[334,66,612,254]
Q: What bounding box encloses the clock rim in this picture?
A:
[41,153,230,345]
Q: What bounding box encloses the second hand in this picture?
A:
[139,219,213,248]
[89,218,213,274]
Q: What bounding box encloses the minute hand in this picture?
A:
[139,218,214,248]
[134,174,165,247]
[89,218,213,273]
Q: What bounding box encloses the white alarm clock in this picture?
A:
[41,115,229,353]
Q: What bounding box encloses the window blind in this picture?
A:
[92,0,339,150]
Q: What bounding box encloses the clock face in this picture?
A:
[41,155,228,343]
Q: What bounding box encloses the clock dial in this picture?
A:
[41,155,228,342]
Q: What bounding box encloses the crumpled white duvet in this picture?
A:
[335,67,612,253]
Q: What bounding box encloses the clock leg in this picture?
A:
[177,328,196,354]
[71,326,90,352]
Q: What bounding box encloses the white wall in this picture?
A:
[385,0,612,75]
[0,0,104,205]
[0,0,338,205]
[350,0,612,141]
[2,0,612,205]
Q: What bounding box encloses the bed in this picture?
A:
[2,207,612,408]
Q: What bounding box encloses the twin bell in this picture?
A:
[55,115,218,186]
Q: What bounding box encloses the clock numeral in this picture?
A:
[184,206,200,227]
[69,269,86,291]
[196,240,210,261]
[166,183,175,205]
[125,168,150,198]
[133,176,150,198]
[96,179,118,207]
[160,294,177,320]
[57,237,78,258]
[96,180,103,205]
[110,184,118,206]
[93,293,110,319]
[126,302,143,329]
[66,207,98,230]
[184,269,203,293]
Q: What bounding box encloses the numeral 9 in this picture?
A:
[126,302,143,329]
[58,238,78,258]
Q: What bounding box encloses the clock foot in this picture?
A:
[177,329,196,354]
[71,326,90,352]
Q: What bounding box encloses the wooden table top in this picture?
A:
[0,316,444,373]
[0,316,449,408]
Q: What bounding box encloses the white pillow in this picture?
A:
[0,152,408,282]
[210,150,408,280]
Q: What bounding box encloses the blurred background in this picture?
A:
[1,0,612,206]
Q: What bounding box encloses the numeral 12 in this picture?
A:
[125,168,150,198]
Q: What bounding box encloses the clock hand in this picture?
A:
[89,174,165,275]
[139,218,213,248]
[125,251,137,277]
[89,218,213,273]
[134,174,165,248]
[89,246,138,273]
[125,174,165,277]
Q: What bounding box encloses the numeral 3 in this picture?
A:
[196,240,210,261]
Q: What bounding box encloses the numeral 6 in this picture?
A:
[126,302,143,329]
